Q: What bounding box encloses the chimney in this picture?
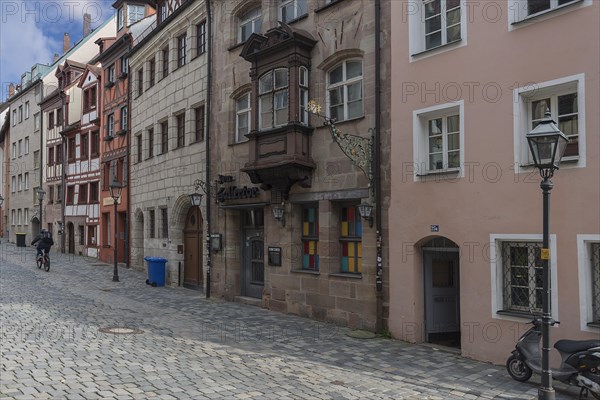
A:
[8,83,15,98]
[83,13,91,37]
[63,33,70,53]
[53,53,60,63]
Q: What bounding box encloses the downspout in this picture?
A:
[60,90,66,253]
[374,0,383,332]
[39,82,44,230]
[204,0,212,298]
[126,36,132,268]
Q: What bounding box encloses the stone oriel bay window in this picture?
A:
[240,23,317,199]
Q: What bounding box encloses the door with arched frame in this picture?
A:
[183,207,203,290]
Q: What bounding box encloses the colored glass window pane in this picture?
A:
[301,206,319,271]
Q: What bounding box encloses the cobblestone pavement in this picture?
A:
[1,244,578,399]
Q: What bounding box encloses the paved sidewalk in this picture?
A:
[0,244,578,399]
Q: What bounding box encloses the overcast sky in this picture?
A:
[0,0,115,102]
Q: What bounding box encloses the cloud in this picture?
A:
[0,1,115,101]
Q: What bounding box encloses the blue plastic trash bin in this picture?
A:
[144,257,167,287]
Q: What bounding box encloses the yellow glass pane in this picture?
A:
[357,257,362,273]
[341,221,348,237]
[309,241,315,255]
[348,257,355,272]
[348,242,354,256]
[357,242,362,257]
[303,222,309,236]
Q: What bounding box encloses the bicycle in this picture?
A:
[36,251,50,272]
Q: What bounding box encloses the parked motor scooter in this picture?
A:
[506,317,600,399]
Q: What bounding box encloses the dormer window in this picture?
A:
[259,68,289,130]
[117,7,124,30]
[127,4,145,26]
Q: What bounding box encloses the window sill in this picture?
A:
[104,135,114,142]
[329,272,362,279]
[586,322,600,329]
[496,310,535,319]
[229,139,249,147]
[511,0,583,26]
[280,14,308,25]
[416,168,460,177]
[411,39,463,58]
[227,41,246,52]
[116,130,127,137]
[291,269,320,275]
[315,0,344,13]
[118,72,128,80]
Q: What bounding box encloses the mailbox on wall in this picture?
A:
[268,247,282,266]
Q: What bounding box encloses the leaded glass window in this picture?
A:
[301,205,319,271]
[340,205,362,273]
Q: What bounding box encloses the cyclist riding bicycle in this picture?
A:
[31,229,54,261]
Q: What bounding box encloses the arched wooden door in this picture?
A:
[183,207,203,290]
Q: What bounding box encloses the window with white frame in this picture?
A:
[11,176,16,192]
[412,102,464,178]
[108,65,115,83]
[12,143,16,159]
[18,140,22,157]
[12,109,16,126]
[259,69,289,130]
[236,93,251,142]
[591,242,600,325]
[25,101,29,119]
[127,4,145,25]
[491,235,558,320]
[408,0,466,57]
[24,208,28,225]
[34,112,40,130]
[117,7,124,30]
[18,209,22,225]
[239,7,262,43]
[25,137,29,154]
[18,175,22,191]
[514,74,584,170]
[327,60,362,122]
[107,114,115,137]
[509,0,585,23]
[24,173,29,190]
[299,66,309,125]
[121,106,128,131]
[11,210,16,225]
[280,0,307,22]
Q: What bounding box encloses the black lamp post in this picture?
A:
[189,179,205,294]
[526,110,569,400]
[0,195,4,242]
[37,187,46,231]
[109,180,123,282]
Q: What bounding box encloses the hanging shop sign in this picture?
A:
[216,186,260,203]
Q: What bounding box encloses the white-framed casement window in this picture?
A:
[327,60,363,122]
[25,137,29,154]
[17,209,22,225]
[107,114,115,137]
[11,176,16,192]
[236,93,251,142]
[513,74,585,173]
[508,0,592,26]
[577,236,600,331]
[412,101,464,179]
[407,0,467,59]
[34,112,40,130]
[239,7,262,43]
[108,65,115,84]
[121,106,128,131]
[25,101,29,119]
[24,173,29,190]
[117,7,124,30]
[259,68,289,130]
[24,208,28,225]
[280,0,308,22]
[11,210,16,225]
[490,234,558,321]
[12,143,16,159]
[299,66,309,125]
[18,175,22,191]
[127,4,145,26]
[12,109,16,126]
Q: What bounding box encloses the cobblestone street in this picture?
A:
[0,244,578,399]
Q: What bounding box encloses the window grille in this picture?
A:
[502,241,543,313]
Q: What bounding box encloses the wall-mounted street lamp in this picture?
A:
[37,187,46,229]
[190,183,204,207]
[272,204,285,227]
[109,180,123,282]
[526,109,569,400]
[357,202,374,228]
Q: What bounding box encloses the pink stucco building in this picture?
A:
[390,0,599,364]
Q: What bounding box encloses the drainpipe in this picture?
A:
[39,81,44,231]
[204,0,212,298]
[126,35,132,268]
[374,0,383,332]
[60,90,66,253]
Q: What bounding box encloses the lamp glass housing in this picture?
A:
[526,111,569,173]
[37,187,46,202]
[109,180,123,201]
[190,192,203,207]
[272,206,285,220]
[358,203,373,220]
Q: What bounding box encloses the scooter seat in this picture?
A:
[554,339,600,353]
